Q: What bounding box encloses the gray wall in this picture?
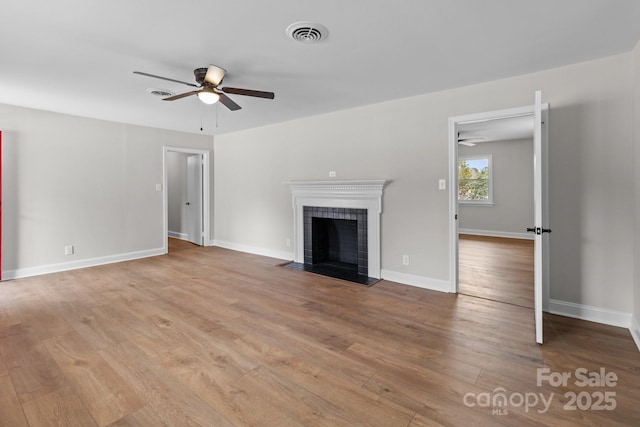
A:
[1,105,213,276]
[458,138,534,237]
[214,51,634,316]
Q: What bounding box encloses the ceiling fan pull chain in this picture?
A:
[200,101,204,132]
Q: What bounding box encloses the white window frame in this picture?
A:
[458,154,493,206]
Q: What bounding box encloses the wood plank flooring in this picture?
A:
[0,239,638,426]
[458,234,534,308]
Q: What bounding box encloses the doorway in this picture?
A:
[456,131,535,307]
[448,93,549,343]
[163,147,211,253]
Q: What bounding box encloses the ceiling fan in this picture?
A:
[457,132,486,147]
[133,65,274,111]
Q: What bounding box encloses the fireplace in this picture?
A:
[286,180,387,284]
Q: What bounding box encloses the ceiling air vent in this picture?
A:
[286,22,329,43]
[147,88,174,97]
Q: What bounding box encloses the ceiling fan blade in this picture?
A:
[218,93,242,111]
[221,87,275,99]
[133,71,199,88]
[163,90,200,101]
[204,65,226,86]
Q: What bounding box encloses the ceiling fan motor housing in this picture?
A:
[194,68,209,85]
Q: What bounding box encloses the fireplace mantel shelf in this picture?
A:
[286,180,388,191]
[286,180,388,206]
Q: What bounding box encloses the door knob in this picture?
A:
[185,202,190,206]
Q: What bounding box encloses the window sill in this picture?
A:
[459,201,494,207]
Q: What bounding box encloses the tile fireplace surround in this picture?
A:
[287,180,388,279]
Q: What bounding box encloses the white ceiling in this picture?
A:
[1,1,639,136]
[458,114,534,144]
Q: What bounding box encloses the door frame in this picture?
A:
[448,103,549,305]
[162,146,211,253]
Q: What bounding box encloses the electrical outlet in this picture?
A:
[64,245,74,255]
[329,171,337,177]
[402,255,410,265]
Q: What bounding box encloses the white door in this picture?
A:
[532,90,549,344]
[186,154,203,246]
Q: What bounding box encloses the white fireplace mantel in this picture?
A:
[286,180,388,279]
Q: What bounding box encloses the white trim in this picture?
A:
[448,117,459,293]
[630,316,640,352]
[168,231,189,240]
[212,239,293,261]
[381,270,452,293]
[459,229,534,240]
[286,180,388,279]
[2,248,165,280]
[458,202,494,207]
[548,299,632,329]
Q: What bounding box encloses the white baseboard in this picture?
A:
[211,240,293,261]
[381,269,452,293]
[459,228,534,240]
[548,299,631,329]
[168,231,188,240]
[631,315,640,352]
[3,248,166,281]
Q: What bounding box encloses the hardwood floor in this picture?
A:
[1,240,638,426]
[168,237,201,253]
[459,234,534,308]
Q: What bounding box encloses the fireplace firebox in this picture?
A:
[303,207,367,276]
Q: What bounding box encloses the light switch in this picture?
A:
[438,179,446,190]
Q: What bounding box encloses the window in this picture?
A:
[458,155,493,205]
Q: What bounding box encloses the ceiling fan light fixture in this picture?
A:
[198,88,220,104]
[204,65,226,86]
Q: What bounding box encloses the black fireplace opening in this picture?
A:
[283,206,377,286]
[312,217,358,272]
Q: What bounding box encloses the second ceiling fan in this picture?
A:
[133,65,274,111]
